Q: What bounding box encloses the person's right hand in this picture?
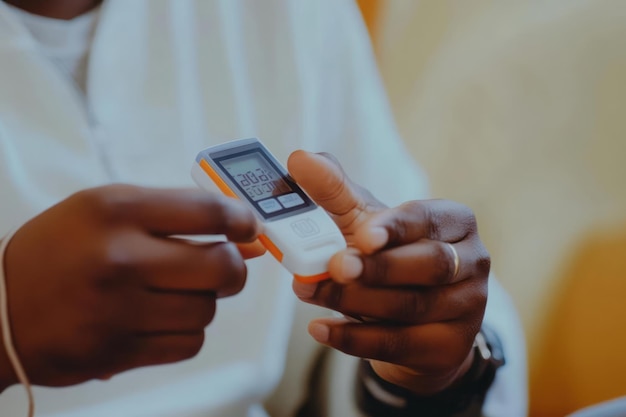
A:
[0,185,262,389]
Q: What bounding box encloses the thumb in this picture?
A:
[287,150,385,234]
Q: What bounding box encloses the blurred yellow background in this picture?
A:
[358,1,626,416]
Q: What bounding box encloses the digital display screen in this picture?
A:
[209,144,316,220]
[219,152,292,201]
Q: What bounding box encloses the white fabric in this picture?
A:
[568,397,626,417]
[482,278,527,417]
[0,1,521,416]
[4,3,99,93]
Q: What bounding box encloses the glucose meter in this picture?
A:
[191,138,347,283]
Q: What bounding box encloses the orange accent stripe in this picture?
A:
[258,234,283,262]
[199,159,238,199]
[294,272,331,284]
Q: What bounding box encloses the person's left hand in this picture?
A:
[288,151,490,396]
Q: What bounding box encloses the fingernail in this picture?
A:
[341,254,363,280]
[308,323,329,343]
[293,281,318,299]
[367,227,388,250]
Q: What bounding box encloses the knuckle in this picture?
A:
[212,242,247,294]
[198,298,217,328]
[401,200,422,215]
[337,326,358,355]
[213,241,241,264]
[72,210,142,287]
[212,199,257,238]
[433,242,453,284]
[451,202,478,234]
[395,292,425,321]
[451,287,485,330]
[95,236,139,283]
[364,253,389,284]
[467,318,483,342]
[460,204,478,229]
[324,283,345,312]
[426,205,442,240]
[235,207,258,239]
[208,200,229,226]
[178,333,205,360]
[105,247,133,272]
[376,331,412,363]
[454,201,475,220]
[474,244,491,277]
[426,200,478,240]
[395,201,421,238]
[180,296,218,330]
[80,185,140,221]
[395,217,410,243]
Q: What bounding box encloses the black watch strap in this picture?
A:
[355,326,505,417]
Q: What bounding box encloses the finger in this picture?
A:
[287,151,384,232]
[123,332,206,370]
[107,234,247,297]
[236,240,267,259]
[293,279,484,324]
[307,319,474,374]
[130,292,217,334]
[87,185,260,241]
[150,241,247,297]
[328,239,487,286]
[352,200,477,254]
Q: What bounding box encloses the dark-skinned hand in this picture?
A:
[0,185,264,390]
[289,151,490,396]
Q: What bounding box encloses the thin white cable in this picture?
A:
[0,229,34,417]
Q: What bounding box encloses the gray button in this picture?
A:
[259,198,282,213]
[278,193,305,208]
[291,218,320,237]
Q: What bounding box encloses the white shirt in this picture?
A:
[5,3,99,93]
[0,1,525,416]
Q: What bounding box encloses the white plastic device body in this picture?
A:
[191,138,346,282]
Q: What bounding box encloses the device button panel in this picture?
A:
[259,198,282,214]
[278,193,305,208]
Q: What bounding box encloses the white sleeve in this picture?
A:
[483,277,528,417]
[283,1,527,415]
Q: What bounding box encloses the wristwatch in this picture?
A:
[355,326,505,417]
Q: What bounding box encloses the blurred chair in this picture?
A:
[356,0,381,40]
[531,225,626,416]
[358,1,626,416]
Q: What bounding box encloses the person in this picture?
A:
[0,0,527,416]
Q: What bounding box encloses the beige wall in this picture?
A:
[374,1,626,414]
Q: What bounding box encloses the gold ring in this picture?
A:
[445,243,460,279]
